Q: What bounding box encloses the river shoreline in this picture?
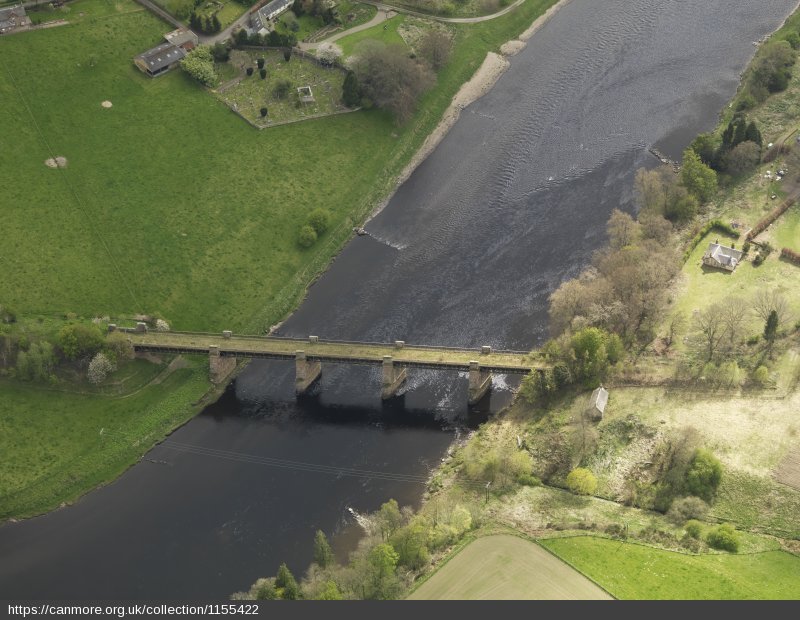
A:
[367,0,574,221]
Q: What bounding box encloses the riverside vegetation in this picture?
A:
[0,0,562,520]
[232,8,800,599]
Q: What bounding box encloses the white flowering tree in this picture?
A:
[317,42,343,67]
[88,352,116,384]
[155,319,170,332]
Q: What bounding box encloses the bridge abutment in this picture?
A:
[381,355,407,399]
[468,361,492,405]
[295,350,321,394]
[209,345,236,384]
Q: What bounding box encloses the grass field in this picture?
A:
[0,356,212,519]
[337,14,407,57]
[408,534,612,600]
[542,536,800,600]
[0,0,560,333]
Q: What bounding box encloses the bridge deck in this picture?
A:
[127,331,540,374]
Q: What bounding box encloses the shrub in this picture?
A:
[706,523,739,552]
[684,520,703,539]
[284,48,292,62]
[260,68,267,79]
[298,225,317,248]
[781,247,800,265]
[260,107,268,118]
[565,468,598,495]
[180,46,218,87]
[666,496,709,524]
[307,208,330,235]
[753,365,770,386]
[0,303,15,323]
[246,67,253,76]
[155,319,170,332]
[274,80,291,99]
[87,352,115,384]
[685,449,722,502]
[257,58,265,69]
[746,199,795,240]
[211,42,229,62]
[104,332,134,363]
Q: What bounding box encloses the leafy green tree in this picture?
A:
[317,580,342,600]
[565,468,597,495]
[689,132,719,168]
[390,521,430,570]
[377,499,403,541]
[255,580,278,600]
[211,42,229,62]
[212,14,221,33]
[342,71,362,107]
[313,530,334,568]
[367,543,399,597]
[568,327,621,386]
[723,141,761,176]
[685,449,722,502]
[298,225,317,248]
[235,28,249,47]
[284,48,292,62]
[58,323,104,361]
[307,208,330,235]
[275,563,299,599]
[680,148,717,203]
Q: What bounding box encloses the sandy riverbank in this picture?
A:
[369,0,574,219]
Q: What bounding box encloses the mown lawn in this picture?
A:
[542,536,800,600]
[337,14,407,57]
[0,358,211,519]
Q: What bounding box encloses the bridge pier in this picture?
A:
[381,355,407,399]
[468,361,492,405]
[295,350,321,394]
[209,345,236,384]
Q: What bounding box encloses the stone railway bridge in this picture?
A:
[116,326,543,405]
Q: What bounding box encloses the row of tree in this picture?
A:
[690,114,763,178]
[189,11,221,34]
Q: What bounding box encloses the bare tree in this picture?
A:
[719,297,748,348]
[694,303,729,361]
[351,41,434,124]
[607,209,641,250]
[666,311,686,347]
[417,30,452,71]
[753,289,790,327]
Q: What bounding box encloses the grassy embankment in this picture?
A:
[0,0,560,519]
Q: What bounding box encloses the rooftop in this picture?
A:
[135,42,186,72]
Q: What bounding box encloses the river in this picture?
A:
[2,0,798,600]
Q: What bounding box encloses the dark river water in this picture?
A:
[2,0,798,600]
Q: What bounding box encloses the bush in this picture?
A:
[284,48,292,62]
[260,107,268,118]
[781,247,800,265]
[685,449,722,502]
[246,67,253,76]
[684,520,704,539]
[257,58,265,69]
[104,332,134,363]
[260,68,267,79]
[307,208,330,235]
[565,468,598,495]
[298,225,317,248]
[706,523,739,552]
[211,42,229,62]
[180,46,218,87]
[666,496,709,524]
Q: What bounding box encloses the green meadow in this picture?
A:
[542,536,800,600]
